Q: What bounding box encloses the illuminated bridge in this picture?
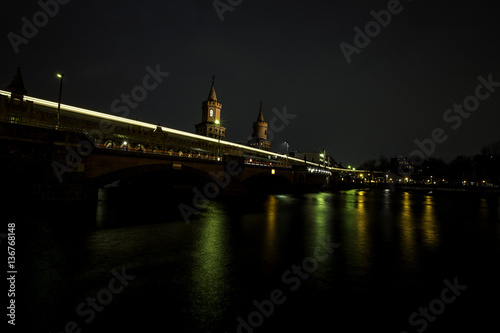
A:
[0,77,364,203]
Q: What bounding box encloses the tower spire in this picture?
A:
[196,75,225,139]
[257,101,265,122]
[248,100,271,150]
[207,75,217,101]
[6,67,27,98]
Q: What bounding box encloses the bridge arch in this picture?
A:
[91,163,215,190]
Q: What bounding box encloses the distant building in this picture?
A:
[248,101,271,151]
[195,76,226,140]
[390,157,414,178]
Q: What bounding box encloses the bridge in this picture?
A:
[0,75,365,205]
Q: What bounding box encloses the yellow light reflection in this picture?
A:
[355,191,369,270]
[399,192,418,265]
[263,195,278,269]
[421,195,438,250]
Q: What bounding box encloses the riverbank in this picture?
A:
[387,184,500,194]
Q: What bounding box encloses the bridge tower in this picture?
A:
[6,67,28,101]
[248,101,271,151]
[195,76,226,140]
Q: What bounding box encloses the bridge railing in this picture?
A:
[93,142,221,160]
[244,159,292,169]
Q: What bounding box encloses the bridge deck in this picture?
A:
[0,90,363,175]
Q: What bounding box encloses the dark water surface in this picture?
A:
[17,189,500,332]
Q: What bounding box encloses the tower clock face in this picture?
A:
[210,109,214,117]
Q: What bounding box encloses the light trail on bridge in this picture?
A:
[0,90,365,174]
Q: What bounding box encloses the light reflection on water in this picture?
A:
[190,204,231,327]
[302,192,331,252]
[24,189,500,332]
[263,195,278,270]
[400,191,419,267]
[421,195,438,250]
[340,190,372,275]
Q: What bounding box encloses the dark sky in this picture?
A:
[2,0,499,167]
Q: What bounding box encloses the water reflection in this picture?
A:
[399,192,418,266]
[263,195,278,270]
[380,189,395,242]
[479,198,490,221]
[421,195,438,250]
[303,192,331,252]
[24,188,500,332]
[341,190,371,273]
[190,203,231,327]
[354,191,369,260]
[313,192,331,244]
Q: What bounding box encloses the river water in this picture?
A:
[17,189,500,332]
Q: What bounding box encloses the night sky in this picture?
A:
[2,0,499,167]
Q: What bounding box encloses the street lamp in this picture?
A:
[215,119,221,161]
[56,73,64,129]
[284,141,290,163]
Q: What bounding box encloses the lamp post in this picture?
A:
[285,141,290,163]
[56,73,64,129]
[320,149,329,188]
[215,119,221,161]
